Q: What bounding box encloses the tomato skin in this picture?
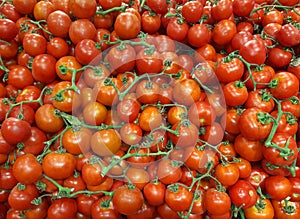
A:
[269,72,299,100]
[187,24,211,48]
[8,183,39,211]
[267,47,293,69]
[203,188,231,215]
[157,158,182,185]
[12,154,42,184]
[91,129,121,156]
[112,185,144,216]
[272,200,300,219]
[114,12,141,40]
[212,19,237,45]
[238,107,272,141]
[276,24,300,47]
[1,117,31,145]
[215,163,240,186]
[47,198,78,219]
[245,90,275,113]
[223,81,249,107]
[263,133,298,166]
[168,121,199,148]
[229,180,258,209]
[32,54,57,83]
[244,198,275,219]
[7,65,34,89]
[42,152,76,180]
[215,57,244,83]
[143,182,166,206]
[265,176,292,201]
[69,19,96,44]
[172,79,201,106]
[239,39,267,65]
[35,104,65,133]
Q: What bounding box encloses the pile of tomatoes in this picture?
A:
[0,0,300,218]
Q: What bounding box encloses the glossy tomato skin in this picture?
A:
[238,107,272,141]
[203,188,231,215]
[12,153,42,184]
[112,185,144,216]
[42,152,76,180]
[165,184,193,212]
[1,117,31,145]
[47,198,77,219]
[265,176,292,201]
[239,39,267,65]
[269,72,299,100]
[8,184,39,211]
[263,133,298,166]
[272,199,300,219]
[143,182,166,206]
[244,198,275,219]
[229,180,258,209]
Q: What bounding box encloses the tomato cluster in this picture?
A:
[0,0,300,218]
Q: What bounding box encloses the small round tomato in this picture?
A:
[165,184,193,212]
[8,184,39,211]
[1,117,31,145]
[212,19,237,45]
[244,198,275,219]
[265,176,292,201]
[114,12,141,40]
[239,39,267,65]
[91,129,121,157]
[47,198,77,219]
[229,179,258,209]
[12,154,42,184]
[215,163,240,186]
[112,185,144,216]
[204,188,231,215]
[269,72,299,100]
[42,151,76,180]
[238,107,272,141]
[31,54,57,83]
[143,182,166,206]
[263,133,298,166]
[157,158,182,185]
[47,10,72,38]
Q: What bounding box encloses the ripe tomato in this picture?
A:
[35,104,65,133]
[31,54,57,83]
[265,176,292,201]
[263,133,298,166]
[47,10,71,38]
[69,19,96,44]
[1,117,31,145]
[143,181,166,206]
[12,153,42,184]
[239,39,267,65]
[91,129,121,156]
[157,158,183,185]
[269,72,299,100]
[114,12,141,40]
[215,163,240,186]
[223,81,249,106]
[272,199,300,219]
[238,107,272,141]
[165,184,193,212]
[204,188,231,215]
[212,19,237,45]
[42,151,76,180]
[168,121,199,148]
[47,198,77,219]
[91,196,120,219]
[229,180,258,209]
[8,184,39,211]
[244,198,275,219]
[112,185,144,216]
